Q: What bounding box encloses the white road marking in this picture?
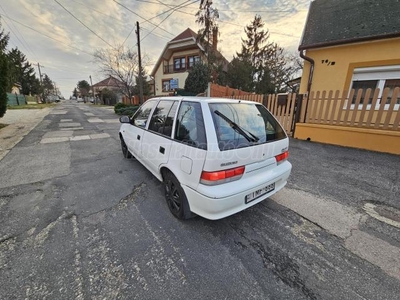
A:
[103,119,120,124]
[70,135,91,141]
[59,123,82,128]
[40,137,69,144]
[87,118,104,123]
[42,130,73,139]
[90,133,110,139]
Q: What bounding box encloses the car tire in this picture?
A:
[120,137,132,159]
[163,171,192,220]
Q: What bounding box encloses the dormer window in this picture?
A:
[174,57,186,71]
[188,55,200,68]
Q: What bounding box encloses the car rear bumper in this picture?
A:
[182,161,291,220]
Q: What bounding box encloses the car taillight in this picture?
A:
[200,166,245,185]
[275,151,289,164]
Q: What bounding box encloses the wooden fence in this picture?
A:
[207,83,400,136]
[209,83,252,98]
[303,87,400,131]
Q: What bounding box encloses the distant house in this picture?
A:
[11,83,21,94]
[298,0,400,101]
[92,76,125,105]
[150,28,227,96]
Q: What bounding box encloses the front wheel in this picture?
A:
[164,172,192,220]
[120,137,132,159]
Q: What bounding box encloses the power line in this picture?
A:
[53,0,114,48]
[140,9,175,42]
[113,0,176,39]
[0,4,39,62]
[69,0,171,42]
[0,13,94,57]
[137,0,199,43]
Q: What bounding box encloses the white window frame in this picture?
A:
[349,65,400,110]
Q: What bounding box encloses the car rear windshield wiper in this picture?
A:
[214,110,259,143]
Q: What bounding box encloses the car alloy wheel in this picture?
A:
[164,172,192,219]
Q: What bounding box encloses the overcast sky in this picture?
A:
[0,0,311,97]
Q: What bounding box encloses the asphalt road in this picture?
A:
[0,100,399,299]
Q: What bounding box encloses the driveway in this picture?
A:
[0,101,399,299]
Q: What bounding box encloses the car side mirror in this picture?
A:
[119,116,130,123]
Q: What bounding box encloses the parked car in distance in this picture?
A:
[119,97,292,220]
[77,97,84,103]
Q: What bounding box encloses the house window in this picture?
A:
[350,65,400,108]
[351,80,377,104]
[384,79,400,104]
[162,80,171,92]
[174,57,186,71]
[188,55,200,68]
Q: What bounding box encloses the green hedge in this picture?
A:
[114,103,139,116]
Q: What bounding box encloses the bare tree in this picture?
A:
[93,45,148,100]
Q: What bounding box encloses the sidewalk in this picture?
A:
[0,108,52,161]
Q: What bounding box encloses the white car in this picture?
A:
[119,97,292,220]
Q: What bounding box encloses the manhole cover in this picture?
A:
[363,202,400,228]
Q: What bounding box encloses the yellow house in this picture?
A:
[151,28,226,96]
[299,0,400,99]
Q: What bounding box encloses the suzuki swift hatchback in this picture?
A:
[119,97,291,220]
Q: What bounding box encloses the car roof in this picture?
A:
[149,96,261,105]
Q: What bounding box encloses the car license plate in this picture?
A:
[245,183,275,204]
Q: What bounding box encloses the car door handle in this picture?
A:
[137,135,140,140]
[159,146,165,154]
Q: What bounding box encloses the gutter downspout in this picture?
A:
[300,49,314,96]
[299,49,314,121]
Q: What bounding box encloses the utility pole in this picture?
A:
[136,21,144,104]
[34,63,44,103]
[89,75,95,104]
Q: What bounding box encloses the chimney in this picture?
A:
[212,27,218,51]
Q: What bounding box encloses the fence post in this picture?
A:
[292,93,304,136]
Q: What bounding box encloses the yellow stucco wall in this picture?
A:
[154,49,202,95]
[299,37,400,94]
[294,123,400,155]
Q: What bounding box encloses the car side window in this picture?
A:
[132,100,156,128]
[148,100,178,137]
[174,101,207,150]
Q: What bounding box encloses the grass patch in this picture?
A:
[7,103,56,110]
[0,123,8,130]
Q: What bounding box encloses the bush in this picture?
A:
[114,102,128,113]
[0,54,8,118]
[115,104,139,116]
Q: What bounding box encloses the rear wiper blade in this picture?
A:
[214,110,259,143]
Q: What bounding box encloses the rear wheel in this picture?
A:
[163,171,192,220]
[120,137,132,158]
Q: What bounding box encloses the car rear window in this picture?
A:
[209,103,286,151]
